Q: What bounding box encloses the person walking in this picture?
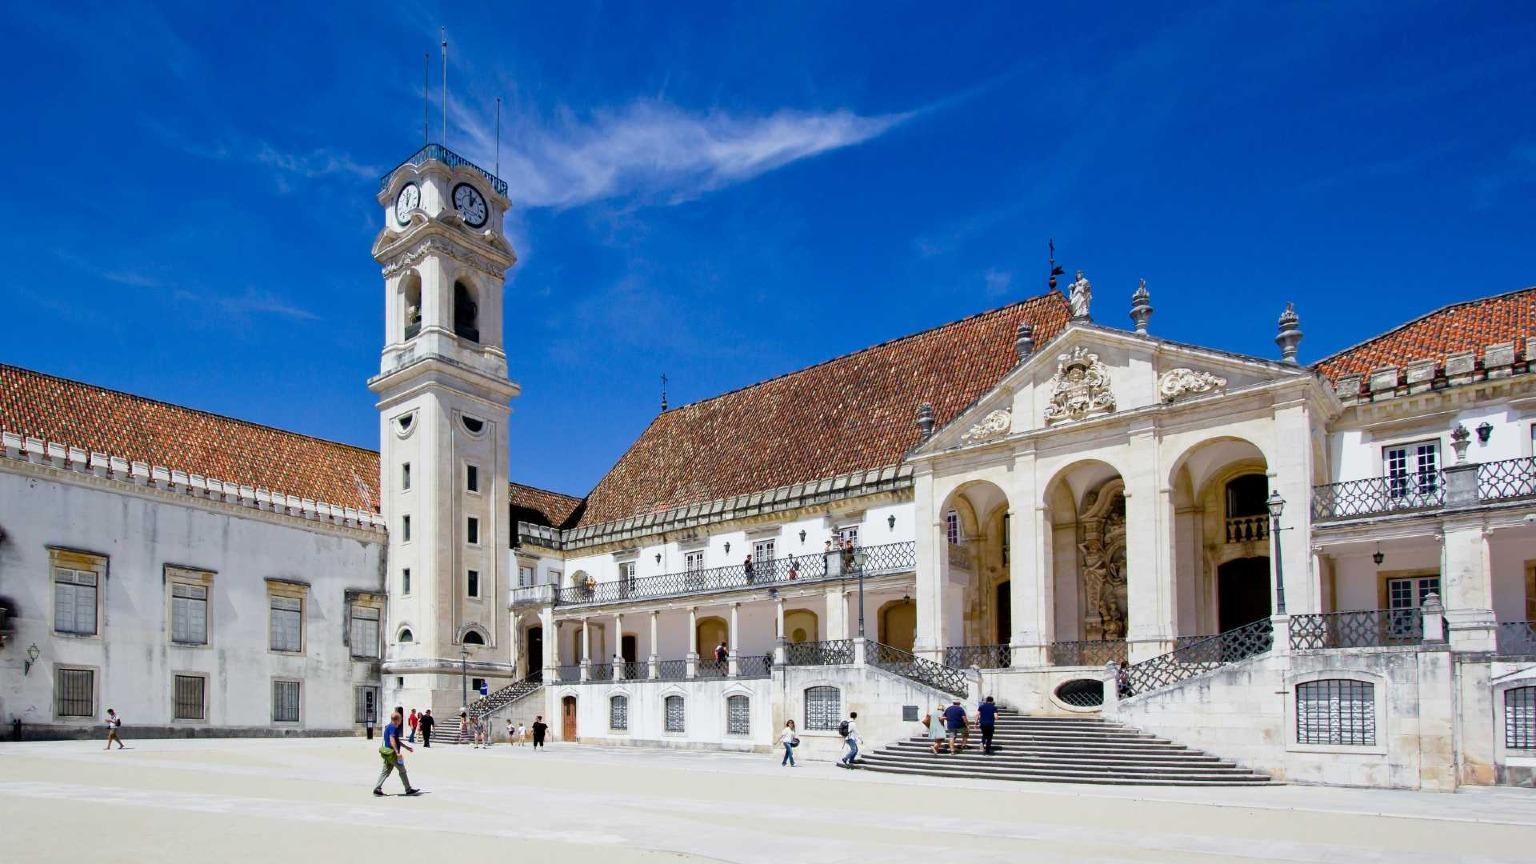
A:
[406,708,419,744]
[372,709,422,797]
[516,721,527,745]
[419,709,435,747]
[779,720,798,767]
[977,696,998,755]
[458,711,470,745]
[928,704,949,754]
[743,553,755,585]
[531,715,548,749]
[506,717,517,746]
[103,709,124,750]
[943,699,968,753]
[787,558,799,581]
[838,711,862,767]
[714,641,729,675]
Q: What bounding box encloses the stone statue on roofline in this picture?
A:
[1068,270,1092,319]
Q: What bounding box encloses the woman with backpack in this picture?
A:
[779,719,799,767]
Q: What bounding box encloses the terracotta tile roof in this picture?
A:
[577,290,1072,527]
[0,363,384,512]
[510,481,584,528]
[1314,286,1536,381]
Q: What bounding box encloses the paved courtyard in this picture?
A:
[2,737,1534,863]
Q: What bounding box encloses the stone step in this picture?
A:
[858,756,1259,780]
[855,761,1273,786]
[873,749,1239,770]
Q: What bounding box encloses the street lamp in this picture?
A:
[854,547,870,638]
[460,645,469,711]
[1265,490,1287,615]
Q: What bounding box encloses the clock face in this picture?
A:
[453,183,488,228]
[394,184,420,225]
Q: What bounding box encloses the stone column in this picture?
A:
[826,585,848,640]
[649,610,660,680]
[539,606,556,681]
[1441,518,1496,652]
[1008,449,1050,667]
[613,612,625,679]
[774,595,787,665]
[912,469,945,661]
[1125,430,1176,661]
[580,617,591,681]
[686,606,699,678]
[728,602,740,677]
[1271,400,1319,614]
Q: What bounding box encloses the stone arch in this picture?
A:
[938,480,1011,648]
[459,624,489,645]
[1041,459,1128,647]
[453,279,480,342]
[696,615,729,656]
[1165,436,1271,637]
[784,608,818,644]
[399,270,423,340]
[878,597,917,651]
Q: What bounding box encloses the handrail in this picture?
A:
[1312,473,1445,521]
[1497,621,1536,655]
[943,644,1011,670]
[380,143,509,196]
[869,640,968,697]
[1123,618,1273,696]
[1478,457,1536,502]
[784,639,855,666]
[1289,609,1423,650]
[1048,639,1127,667]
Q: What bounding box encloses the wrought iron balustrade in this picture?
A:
[1498,621,1536,655]
[943,644,1011,669]
[784,639,854,666]
[1289,609,1424,650]
[510,584,554,606]
[1224,514,1269,543]
[588,662,614,682]
[657,659,688,681]
[555,664,582,683]
[1123,618,1273,696]
[618,660,646,680]
[552,541,916,607]
[869,640,969,697]
[696,659,731,678]
[381,143,509,196]
[1312,474,1445,521]
[737,655,773,679]
[1048,639,1128,667]
[1478,457,1536,502]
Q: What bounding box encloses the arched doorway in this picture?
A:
[1217,557,1271,631]
[525,626,543,680]
[938,480,1012,648]
[995,581,1011,644]
[878,598,916,651]
[696,616,728,655]
[560,695,577,740]
[784,609,818,644]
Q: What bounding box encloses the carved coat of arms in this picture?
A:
[960,409,1012,445]
[1157,368,1227,403]
[1044,346,1115,425]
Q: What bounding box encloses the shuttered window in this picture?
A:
[171,584,208,645]
[610,695,628,731]
[55,668,94,717]
[273,680,301,722]
[270,596,302,653]
[355,685,379,724]
[1507,687,1536,750]
[727,695,750,735]
[805,686,841,731]
[349,605,380,658]
[664,695,685,733]
[174,675,206,720]
[53,568,98,635]
[1296,679,1375,746]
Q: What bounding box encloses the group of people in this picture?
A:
[372,707,550,797]
[923,696,999,755]
[774,711,865,768]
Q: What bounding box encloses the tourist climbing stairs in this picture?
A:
[436,674,543,745]
[858,710,1271,785]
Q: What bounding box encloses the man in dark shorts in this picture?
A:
[532,715,548,749]
[419,709,435,747]
[977,696,998,754]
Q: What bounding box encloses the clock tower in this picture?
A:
[371,145,519,715]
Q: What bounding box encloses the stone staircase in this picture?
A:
[858,710,1271,786]
[433,674,543,745]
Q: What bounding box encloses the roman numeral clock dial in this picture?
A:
[453,183,488,228]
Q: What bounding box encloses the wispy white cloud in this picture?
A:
[983,268,1013,298]
[142,118,379,190]
[451,100,909,209]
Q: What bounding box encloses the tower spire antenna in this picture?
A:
[495,97,501,177]
[440,27,448,150]
[422,51,430,145]
[660,374,668,412]
[1048,238,1064,292]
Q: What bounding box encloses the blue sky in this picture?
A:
[4,2,1534,497]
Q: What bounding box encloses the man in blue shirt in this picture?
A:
[942,700,968,753]
[977,696,998,754]
[373,709,423,797]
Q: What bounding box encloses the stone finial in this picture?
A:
[1068,270,1092,319]
[1015,322,1035,361]
[916,402,935,441]
[1129,279,1152,335]
[1276,303,1303,364]
[1450,423,1471,464]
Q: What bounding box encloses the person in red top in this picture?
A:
[407,708,419,743]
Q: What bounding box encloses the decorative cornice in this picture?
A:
[1158,368,1228,403]
[960,409,1012,445]
[379,234,511,279]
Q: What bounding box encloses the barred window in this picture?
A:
[610,695,628,731]
[174,675,206,720]
[350,605,380,658]
[55,667,94,717]
[1296,679,1375,745]
[270,596,302,653]
[355,685,379,725]
[727,694,750,735]
[171,583,208,645]
[664,695,685,733]
[945,510,960,544]
[273,680,301,723]
[805,686,841,731]
[54,567,98,636]
[1507,687,1536,750]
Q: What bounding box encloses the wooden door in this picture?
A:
[561,695,577,740]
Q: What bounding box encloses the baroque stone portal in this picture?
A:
[1044,346,1115,425]
[1079,483,1128,641]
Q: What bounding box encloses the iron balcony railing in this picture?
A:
[784,639,855,666]
[618,660,646,680]
[1048,639,1128,667]
[943,644,1011,670]
[1123,618,1274,696]
[555,664,582,682]
[1497,621,1536,655]
[1312,473,1445,521]
[1478,457,1536,502]
[737,655,773,679]
[552,541,916,607]
[588,662,614,682]
[1224,514,1269,543]
[1289,609,1424,650]
[511,584,555,606]
[381,143,509,196]
[869,640,969,697]
[657,659,688,681]
[696,659,731,679]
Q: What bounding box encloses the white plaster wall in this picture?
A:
[776,665,955,761]
[1331,404,1534,483]
[559,678,773,750]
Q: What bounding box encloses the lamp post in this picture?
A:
[854,547,869,638]
[1265,490,1287,616]
[460,646,469,711]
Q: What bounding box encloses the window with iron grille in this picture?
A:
[173,675,206,720]
[269,596,302,653]
[55,667,94,717]
[171,583,208,645]
[1296,679,1375,746]
[664,695,685,732]
[945,510,960,544]
[1507,687,1536,750]
[355,685,379,725]
[836,526,860,547]
[727,694,750,735]
[273,680,301,723]
[805,686,841,731]
[610,695,628,731]
[518,565,534,588]
[1384,441,1439,498]
[350,605,380,658]
[53,567,98,636]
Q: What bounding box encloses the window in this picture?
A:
[453,281,480,342]
[1296,679,1375,746]
[350,605,380,658]
[1384,440,1439,499]
[463,629,486,645]
[269,596,303,653]
[467,570,480,598]
[610,695,628,731]
[664,695,685,732]
[356,685,379,725]
[402,568,412,595]
[466,464,479,493]
[1507,687,1536,749]
[1386,575,1440,639]
[753,539,776,564]
[805,686,841,731]
[55,667,94,717]
[402,514,412,542]
[171,583,208,645]
[273,680,301,723]
[727,694,750,735]
[685,551,705,573]
[548,570,562,588]
[518,565,534,588]
[836,525,860,547]
[401,462,411,491]
[53,567,98,636]
[902,705,920,722]
[462,415,485,434]
[619,560,637,594]
[398,628,414,643]
[173,675,206,720]
[945,510,960,544]
[1001,512,1011,568]
[467,516,480,545]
